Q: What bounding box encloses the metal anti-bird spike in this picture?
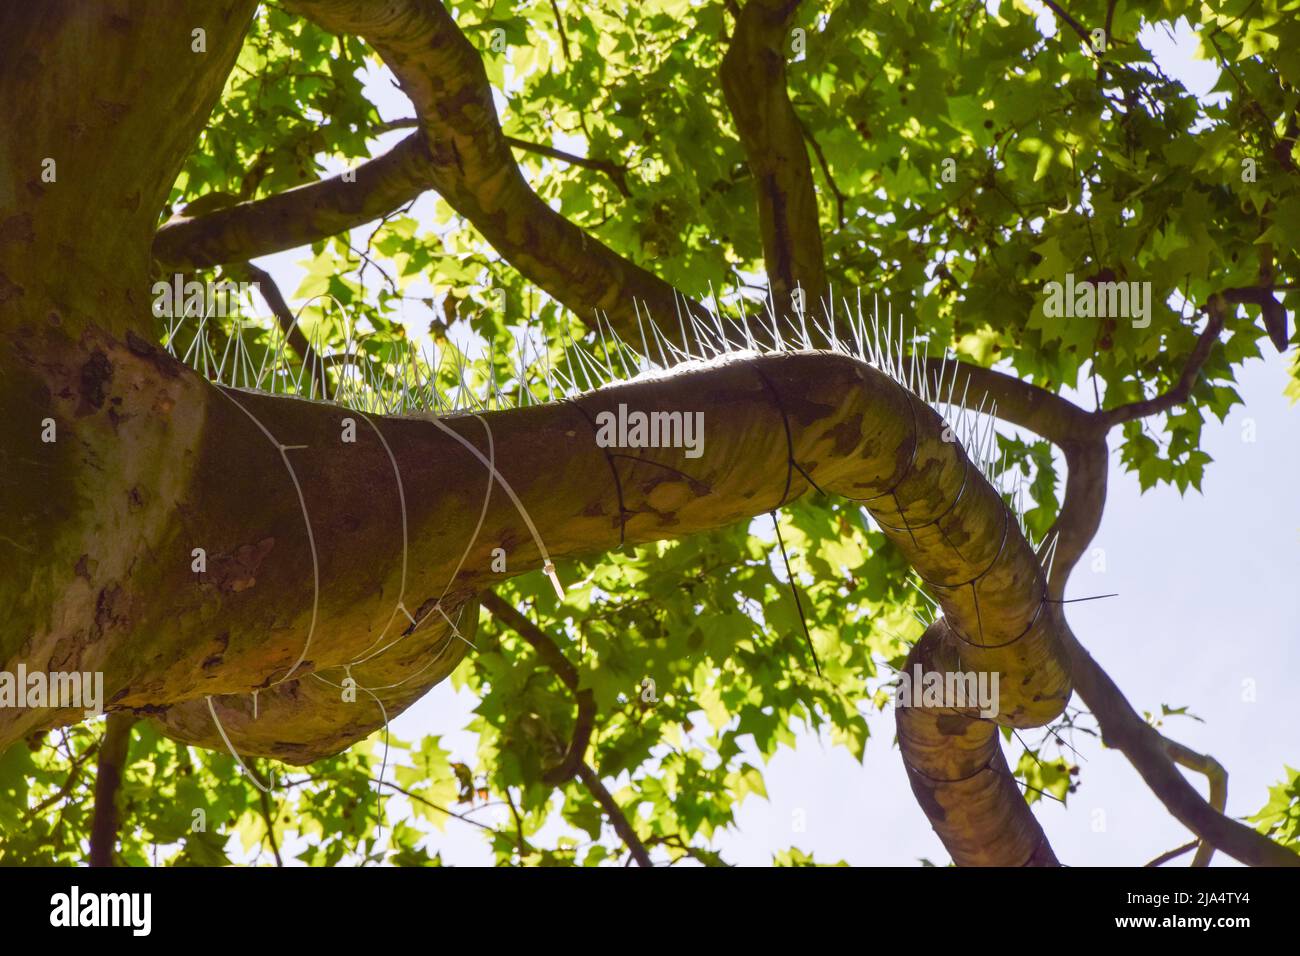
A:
[706,282,731,353]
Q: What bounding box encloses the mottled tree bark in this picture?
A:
[721,0,829,319]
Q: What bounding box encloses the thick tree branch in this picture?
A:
[1045,437,1108,597]
[1020,293,1291,865]
[721,0,828,319]
[88,714,136,867]
[917,357,1108,597]
[281,0,700,327]
[898,621,1061,866]
[153,132,436,271]
[154,123,635,274]
[9,315,1073,864]
[940,293,1291,866]
[1041,0,1094,48]
[576,762,652,867]
[18,0,1284,873]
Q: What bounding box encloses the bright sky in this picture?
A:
[242,15,1298,866]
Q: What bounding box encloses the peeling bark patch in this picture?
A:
[202,632,230,670]
[403,596,439,636]
[93,585,129,640]
[781,393,836,428]
[643,505,681,528]
[0,213,35,245]
[126,329,180,378]
[827,414,864,457]
[125,329,157,359]
[128,704,168,717]
[77,349,113,414]
[910,778,947,822]
[202,537,276,593]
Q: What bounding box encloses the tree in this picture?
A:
[1,0,1297,867]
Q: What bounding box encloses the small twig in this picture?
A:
[370,119,630,197]
[1145,839,1199,867]
[24,740,101,820]
[796,114,847,228]
[505,135,631,198]
[1041,0,1094,48]
[483,591,654,865]
[242,262,325,393]
[647,833,730,867]
[549,0,573,67]
[481,591,593,782]
[251,760,284,867]
[364,777,505,835]
[771,512,822,677]
[1096,294,1227,428]
[503,787,530,860]
[576,762,652,867]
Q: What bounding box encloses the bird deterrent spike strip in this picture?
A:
[163,290,1052,552]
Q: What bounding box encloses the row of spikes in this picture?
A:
[161,284,1056,570]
